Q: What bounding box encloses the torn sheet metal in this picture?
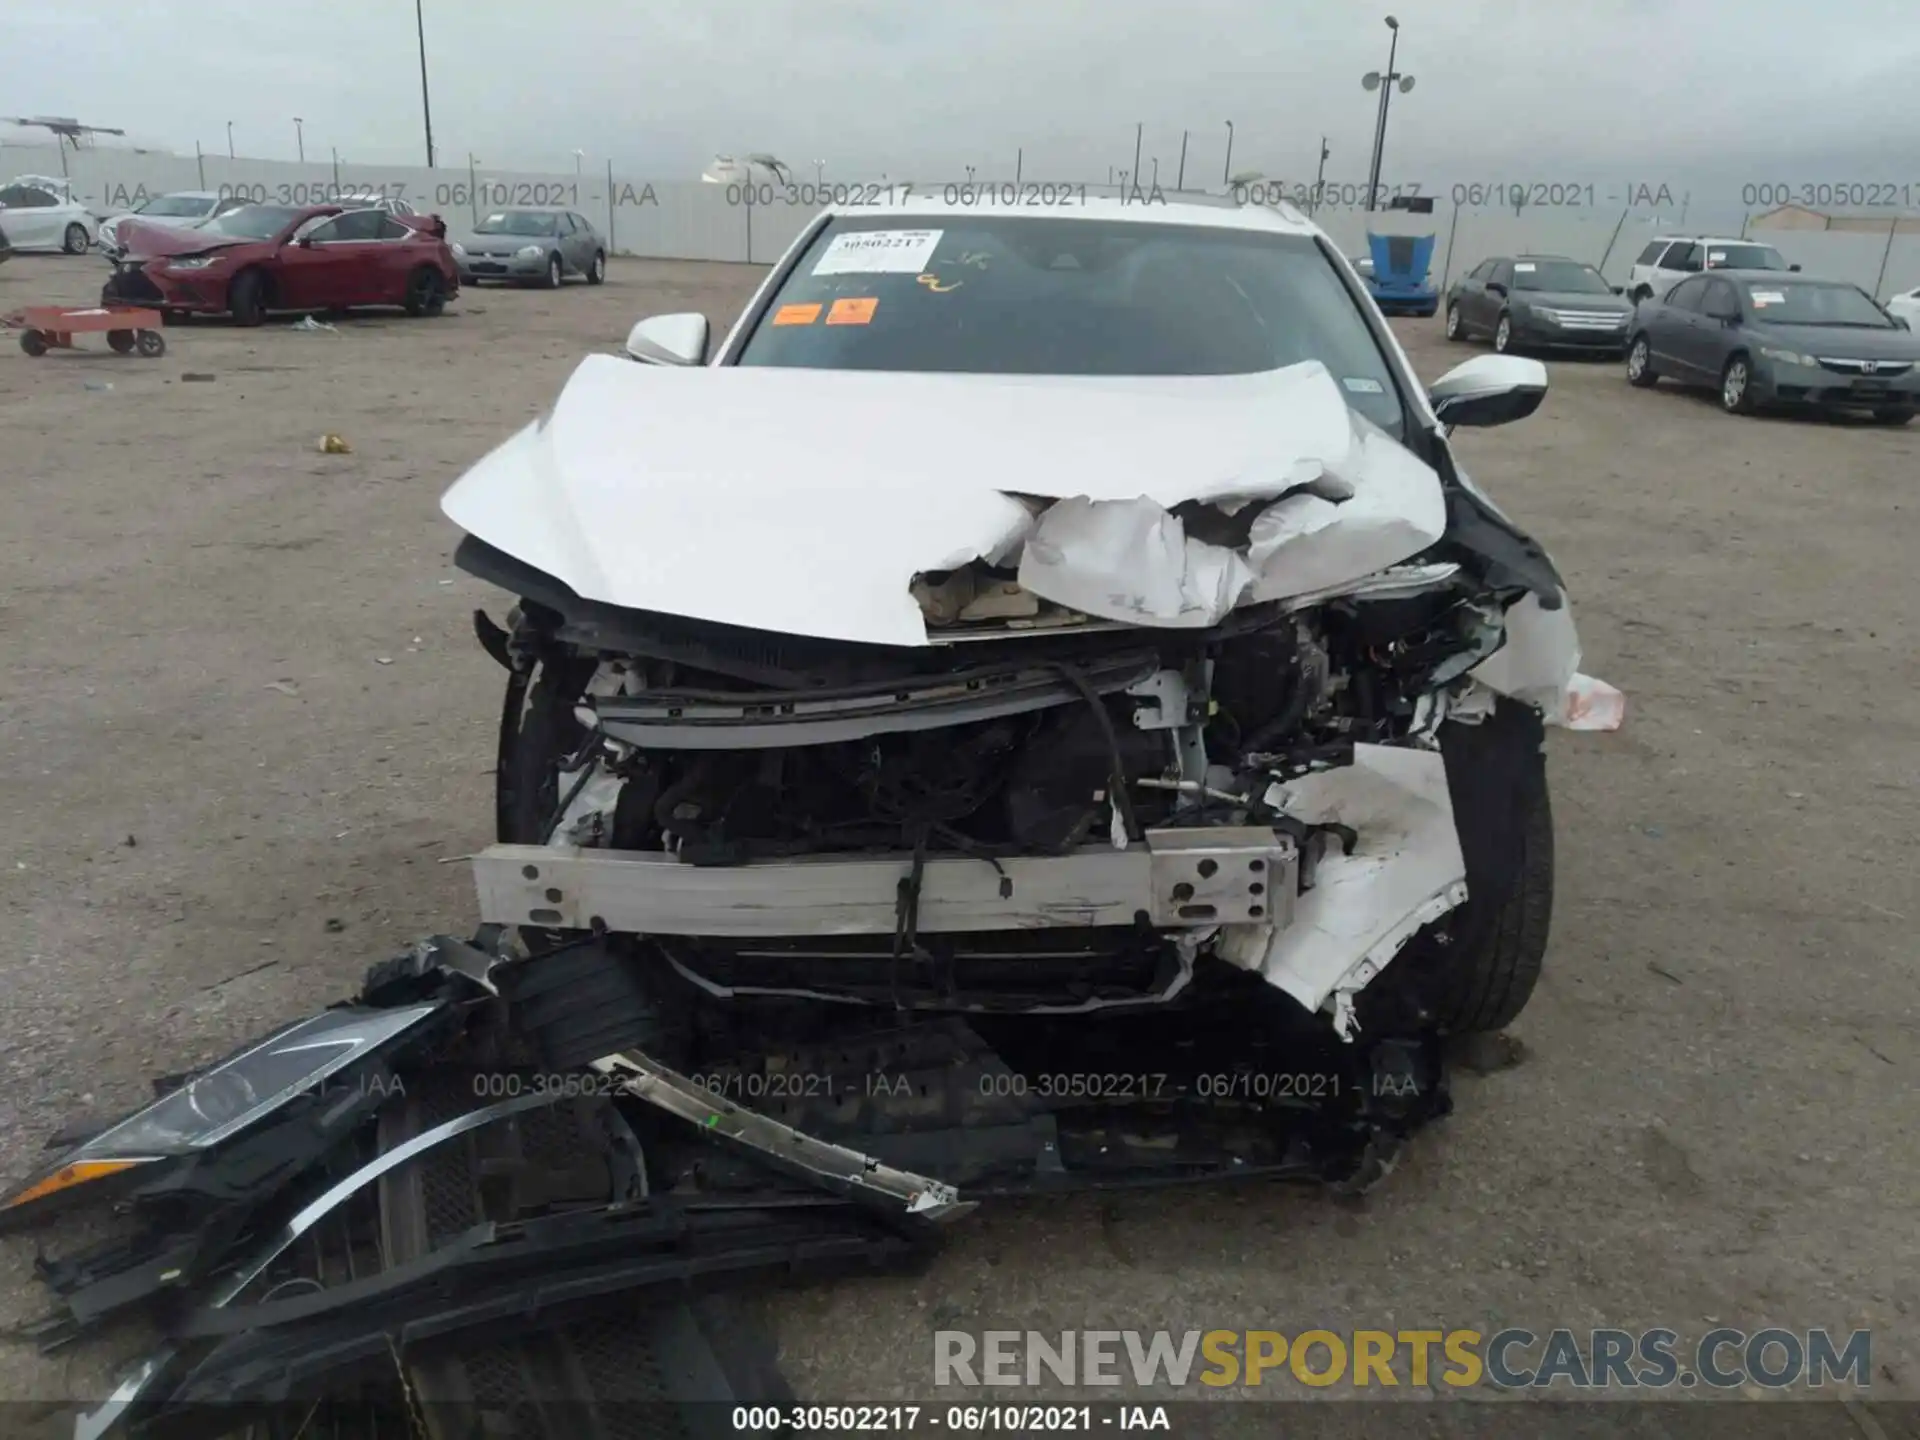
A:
[1018,496,1256,627]
[1470,590,1625,730]
[440,356,1435,647]
[1243,423,1449,602]
[1218,744,1467,1028]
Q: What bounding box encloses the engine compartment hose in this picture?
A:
[1048,661,1144,844]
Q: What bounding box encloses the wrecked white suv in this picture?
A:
[437,194,1621,1197]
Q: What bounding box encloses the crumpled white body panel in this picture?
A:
[1470,591,1625,731]
[1218,744,1468,1023]
[440,355,1447,646]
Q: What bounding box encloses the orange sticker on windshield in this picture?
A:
[826,296,878,325]
[773,303,822,326]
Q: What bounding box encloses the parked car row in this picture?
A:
[1435,245,1917,425]
[76,192,611,325]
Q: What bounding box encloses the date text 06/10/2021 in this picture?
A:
[654,1069,1396,1103]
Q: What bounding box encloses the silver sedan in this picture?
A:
[449,208,606,288]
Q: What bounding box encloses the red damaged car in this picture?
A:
[102,202,460,324]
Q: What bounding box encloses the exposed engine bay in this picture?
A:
[464,525,1543,1039]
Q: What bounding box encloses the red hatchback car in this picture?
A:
[103,202,460,324]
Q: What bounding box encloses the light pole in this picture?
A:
[1176,131,1189,190]
[1361,15,1415,212]
[702,154,791,263]
[294,117,304,162]
[414,0,437,168]
[1222,120,1234,186]
[573,149,584,177]
[226,121,234,159]
[1310,135,1330,214]
[813,158,825,184]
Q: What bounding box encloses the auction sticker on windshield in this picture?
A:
[826,296,879,325]
[773,303,822,326]
[1751,290,1785,306]
[812,228,943,275]
[1514,262,1536,272]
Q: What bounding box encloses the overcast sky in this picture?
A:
[7,0,1920,190]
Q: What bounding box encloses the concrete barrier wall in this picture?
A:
[9,141,1919,297]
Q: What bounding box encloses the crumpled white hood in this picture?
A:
[440,353,1449,647]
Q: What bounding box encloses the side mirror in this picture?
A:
[297,235,314,248]
[1611,285,1625,295]
[1428,354,1548,429]
[1894,316,1911,331]
[1789,263,1802,272]
[625,312,709,366]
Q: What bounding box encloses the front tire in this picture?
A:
[1720,354,1755,415]
[227,268,268,327]
[1429,702,1553,1033]
[107,329,137,354]
[1494,312,1515,354]
[1444,304,1465,342]
[544,253,563,289]
[1625,333,1659,387]
[63,223,90,255]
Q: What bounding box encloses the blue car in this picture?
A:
[1359,231,1438,317]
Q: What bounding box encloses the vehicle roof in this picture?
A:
[156,190,222,200]
[1708,269,1851,286]
[819,191,1321,238]
[1651,235,1775,245]
[1512,253,1582,262]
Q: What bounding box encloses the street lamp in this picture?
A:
[1310,135,1330,214]
[573,148,584,177]
[1223,120,1234,187]
[702,154,792,263]
[293,117,304,162]
[226,121,234,159]
[414,0,436,168]
[1361,15,1415,212]
[813,158,825,184]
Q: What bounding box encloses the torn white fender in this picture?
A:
[1471,590,1625,731]
[1217,744,1467,1034]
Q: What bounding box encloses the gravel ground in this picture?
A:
[1,251,1915,1425]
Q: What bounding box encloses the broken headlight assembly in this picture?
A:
[0,1003,446,1230]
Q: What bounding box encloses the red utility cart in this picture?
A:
[4,305,167,358]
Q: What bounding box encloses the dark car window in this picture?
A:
[1665,276,1710,309]
[312,209,387,242]
[1468,259,1496,282]
[378,215,411,239]
[735,216,1408,434]
[1512,259,1611,293]
[1636,241,1668,265]
[473,210,560,236]
[571,213,592,235]
[200,205,305,240]
[1667,243,1704,273]
[1744,281,1896,327]
[0,185,58,207]
[1702,280,1741,318]
[1489,259,1514,288]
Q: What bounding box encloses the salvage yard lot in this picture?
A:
[1,252,1915,1413]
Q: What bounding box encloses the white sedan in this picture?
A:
[0,175,99,253]
[1887,286,1920,330]
[97,191,251,256]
